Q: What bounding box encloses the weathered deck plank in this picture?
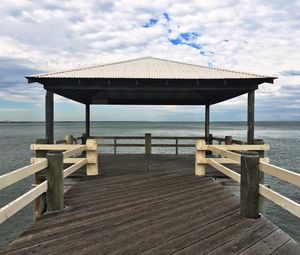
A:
[1,154,299,255]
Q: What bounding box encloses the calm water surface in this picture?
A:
[0,121,299,246]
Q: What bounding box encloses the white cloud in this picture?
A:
[0,0,299,120]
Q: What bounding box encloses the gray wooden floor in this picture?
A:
[1,154,299,254]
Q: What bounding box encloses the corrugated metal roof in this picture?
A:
[27,57,275,80]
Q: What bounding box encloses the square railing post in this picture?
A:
[240,152,260,218]
[86,139,99,176]
[195,139,206,176]
[46,151,64,211]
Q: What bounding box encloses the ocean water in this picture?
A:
[0,121,299,247]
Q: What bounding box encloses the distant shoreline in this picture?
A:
[1,121,300,123]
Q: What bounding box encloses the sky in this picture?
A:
[0,0,300,122]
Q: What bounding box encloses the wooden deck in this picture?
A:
[1,154,299,254]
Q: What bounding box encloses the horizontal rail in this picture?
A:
[31,144,84,151]
[63,158,87,178]
[260,162,300,188]
[197,157,270,164]
[62,145,86,159]
[152,144,194,147]
[208,159,241,183]
[55,139,65,144]
[99,143,194,148]
[0,181,47,224]
[259,184,300,218]
[0,159,48,190]
[212,136,245,144]
[92,136,204,140]
[31,157,84,164]
[207,146,242,162]
[198,144,269,151]
[98,144,145,147]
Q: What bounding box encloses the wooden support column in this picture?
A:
[145,133,152,155]
[45,90,54,144]
[225,136,233,145]
[247,90,255,144]
[205,105,210,143]
[34,138,49,219]
[46,151,64,211]
[85,104,90,138]
[240,152,260,218]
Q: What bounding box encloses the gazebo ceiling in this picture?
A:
[26,57,276,105]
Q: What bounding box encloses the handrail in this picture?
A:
[196,140,300,219]
[0,139,97,225]
[259,162,300,187]
[0,181,47,224]
[62,145,86,159]
[0,159,48,190]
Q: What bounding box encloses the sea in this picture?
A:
[0,121,299,247]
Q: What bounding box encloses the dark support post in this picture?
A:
[145,133,152,155]
[205,105,210,143]
[208,134,213,145]
[81,133,87,144]
[240,152,260,219]
[34,138,49,219]
[46,151,64,211]
[145,133,151,173]
[85,104,90,137]
[225,136,233,145]
[45,90,54,144]
[114,138,117,155]
[247,90,255,144]
[175,138,178,155]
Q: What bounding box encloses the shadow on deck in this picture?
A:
[1,155,299,254]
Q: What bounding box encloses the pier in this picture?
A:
[0,57,299,254]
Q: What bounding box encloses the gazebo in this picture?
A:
[26,57,276,144]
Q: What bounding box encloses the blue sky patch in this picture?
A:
[163,12,170,21]
[142,18,158,28]
[169,32,203,51]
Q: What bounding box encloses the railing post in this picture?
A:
[46,151,64,211]
[225,136,233,145]
[86,139,99,176]
[240,152,260,219]
[175,138,178,155]
[114,138,117,155]
[145,133,152,155]
[195,139,206,176]
[65,135,74,144]
[34,138,49,219]
[208,134,213,145]
[82,133,87,144]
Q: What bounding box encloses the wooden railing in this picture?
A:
[88,134,203,154]
[195,139,300,219]
[0,139,98,224]
[55,134,249,155]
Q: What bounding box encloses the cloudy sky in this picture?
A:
[0,0,299,121]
